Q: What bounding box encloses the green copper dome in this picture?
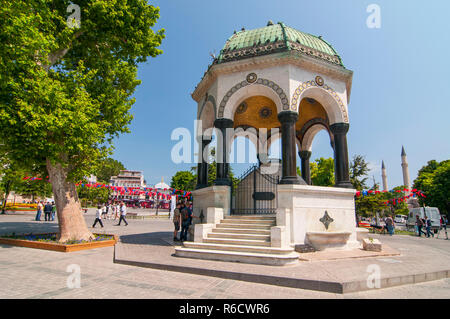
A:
[215,22,344,67]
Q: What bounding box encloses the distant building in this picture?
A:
[86,174,97,184]
[110,170,146,200]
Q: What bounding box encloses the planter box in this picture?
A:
[0,233,117,252]
[362,238,382,252]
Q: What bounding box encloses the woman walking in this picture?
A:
[35,201,43,221]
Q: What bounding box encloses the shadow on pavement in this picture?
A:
[119,231,174,246]
[0,221,59,236]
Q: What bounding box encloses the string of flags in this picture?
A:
[75,182,192,199]
[355,188,426,206]
[22,176,47,181]
[22,176,193,199]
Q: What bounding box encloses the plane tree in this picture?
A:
[0,0,164,241]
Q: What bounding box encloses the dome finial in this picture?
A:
[267,20,274,26]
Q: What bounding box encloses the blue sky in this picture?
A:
[111,0,450,188]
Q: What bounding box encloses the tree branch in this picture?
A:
[41,31,84,71]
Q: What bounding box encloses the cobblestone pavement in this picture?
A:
[0,213,449,299]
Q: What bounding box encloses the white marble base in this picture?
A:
[277,184,358,250]
[191,186,231,220]
[190,186,231,238]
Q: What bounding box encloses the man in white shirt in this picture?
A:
[92,205,104,228]
[116,201,128,226]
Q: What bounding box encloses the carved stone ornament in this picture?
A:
[236,102,248,114]
[259,107,272,119]
[315,75,324,86]
[246,73,257,83]
[319,210,334,230]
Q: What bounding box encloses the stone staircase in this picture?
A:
[174,215,299,266]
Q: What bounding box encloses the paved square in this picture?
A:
[0,212,449,299]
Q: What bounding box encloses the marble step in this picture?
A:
[216,223,272,230]
[174,247,299,266]
[225,215,276,220]
[208,232,271,240]
[203,237,271,247]
[220,219,276,225]
[211,228,271,235]
[182,241,295,255]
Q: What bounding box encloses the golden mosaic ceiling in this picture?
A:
[233,96,328,139]
[295,98,328,132]
[233,96,279,130]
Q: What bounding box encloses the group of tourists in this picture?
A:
[35,201,56,221]
[415,214,448,239]
[172,201,195,242]
[368,215,396,236]
[92,201,128,228]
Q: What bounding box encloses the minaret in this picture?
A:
[381,160,388,191]
[401,146,411,189]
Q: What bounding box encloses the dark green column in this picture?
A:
[196,136,212,189]
[278,111,305,185]
[299,150,312,185]
[330,122,353,188]
[214,118,234,186]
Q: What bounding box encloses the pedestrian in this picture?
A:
[110,203,116,220]
[43,201,52,221]
[416,215,426,237]
[115,201,120,220]
[92,204,104,228]
[425,215,434,238]
[35,201,43,221]
[437,215,448,240]
[116,201,128,226]
[179,203,190,242]
[51,202,56,221]
[173,203,181,241]
[101,203,107,220]
[385,215,395,236]
[106,202,112,220]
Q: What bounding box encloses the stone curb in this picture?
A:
[113,246,450,294]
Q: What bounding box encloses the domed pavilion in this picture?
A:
[177,22,359,265]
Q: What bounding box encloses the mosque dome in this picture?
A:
[215,22,344,67]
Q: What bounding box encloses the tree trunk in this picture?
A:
[1,181,11,214]
[46,159,94,242]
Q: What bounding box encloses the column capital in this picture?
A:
[298,150,312,160]
[277,111,298,124]
[196,135,213,144]
[330,122,349,135]
[214,118,234,129]
[257,153,269,165]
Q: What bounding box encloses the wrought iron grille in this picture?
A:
[231,164,279,215]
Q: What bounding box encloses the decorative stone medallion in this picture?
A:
[218,78,289,117]
[315,75,324,86]
[246,73,257,83]
[236,102,248,114]
[319,211,334,230]
[259,107,272,119]
[290,79,349,122]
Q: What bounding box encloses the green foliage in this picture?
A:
[355,193,386,217]
[413,160,450,216]
[349,155,370,190]
[0,160,26,213]
[355,185,409,217]
[76,184,110,205]
[171,171,196,191]
[0,0,164,181]
[94,157,125,183]
[310,157,334,187]
[14,179,53,200]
